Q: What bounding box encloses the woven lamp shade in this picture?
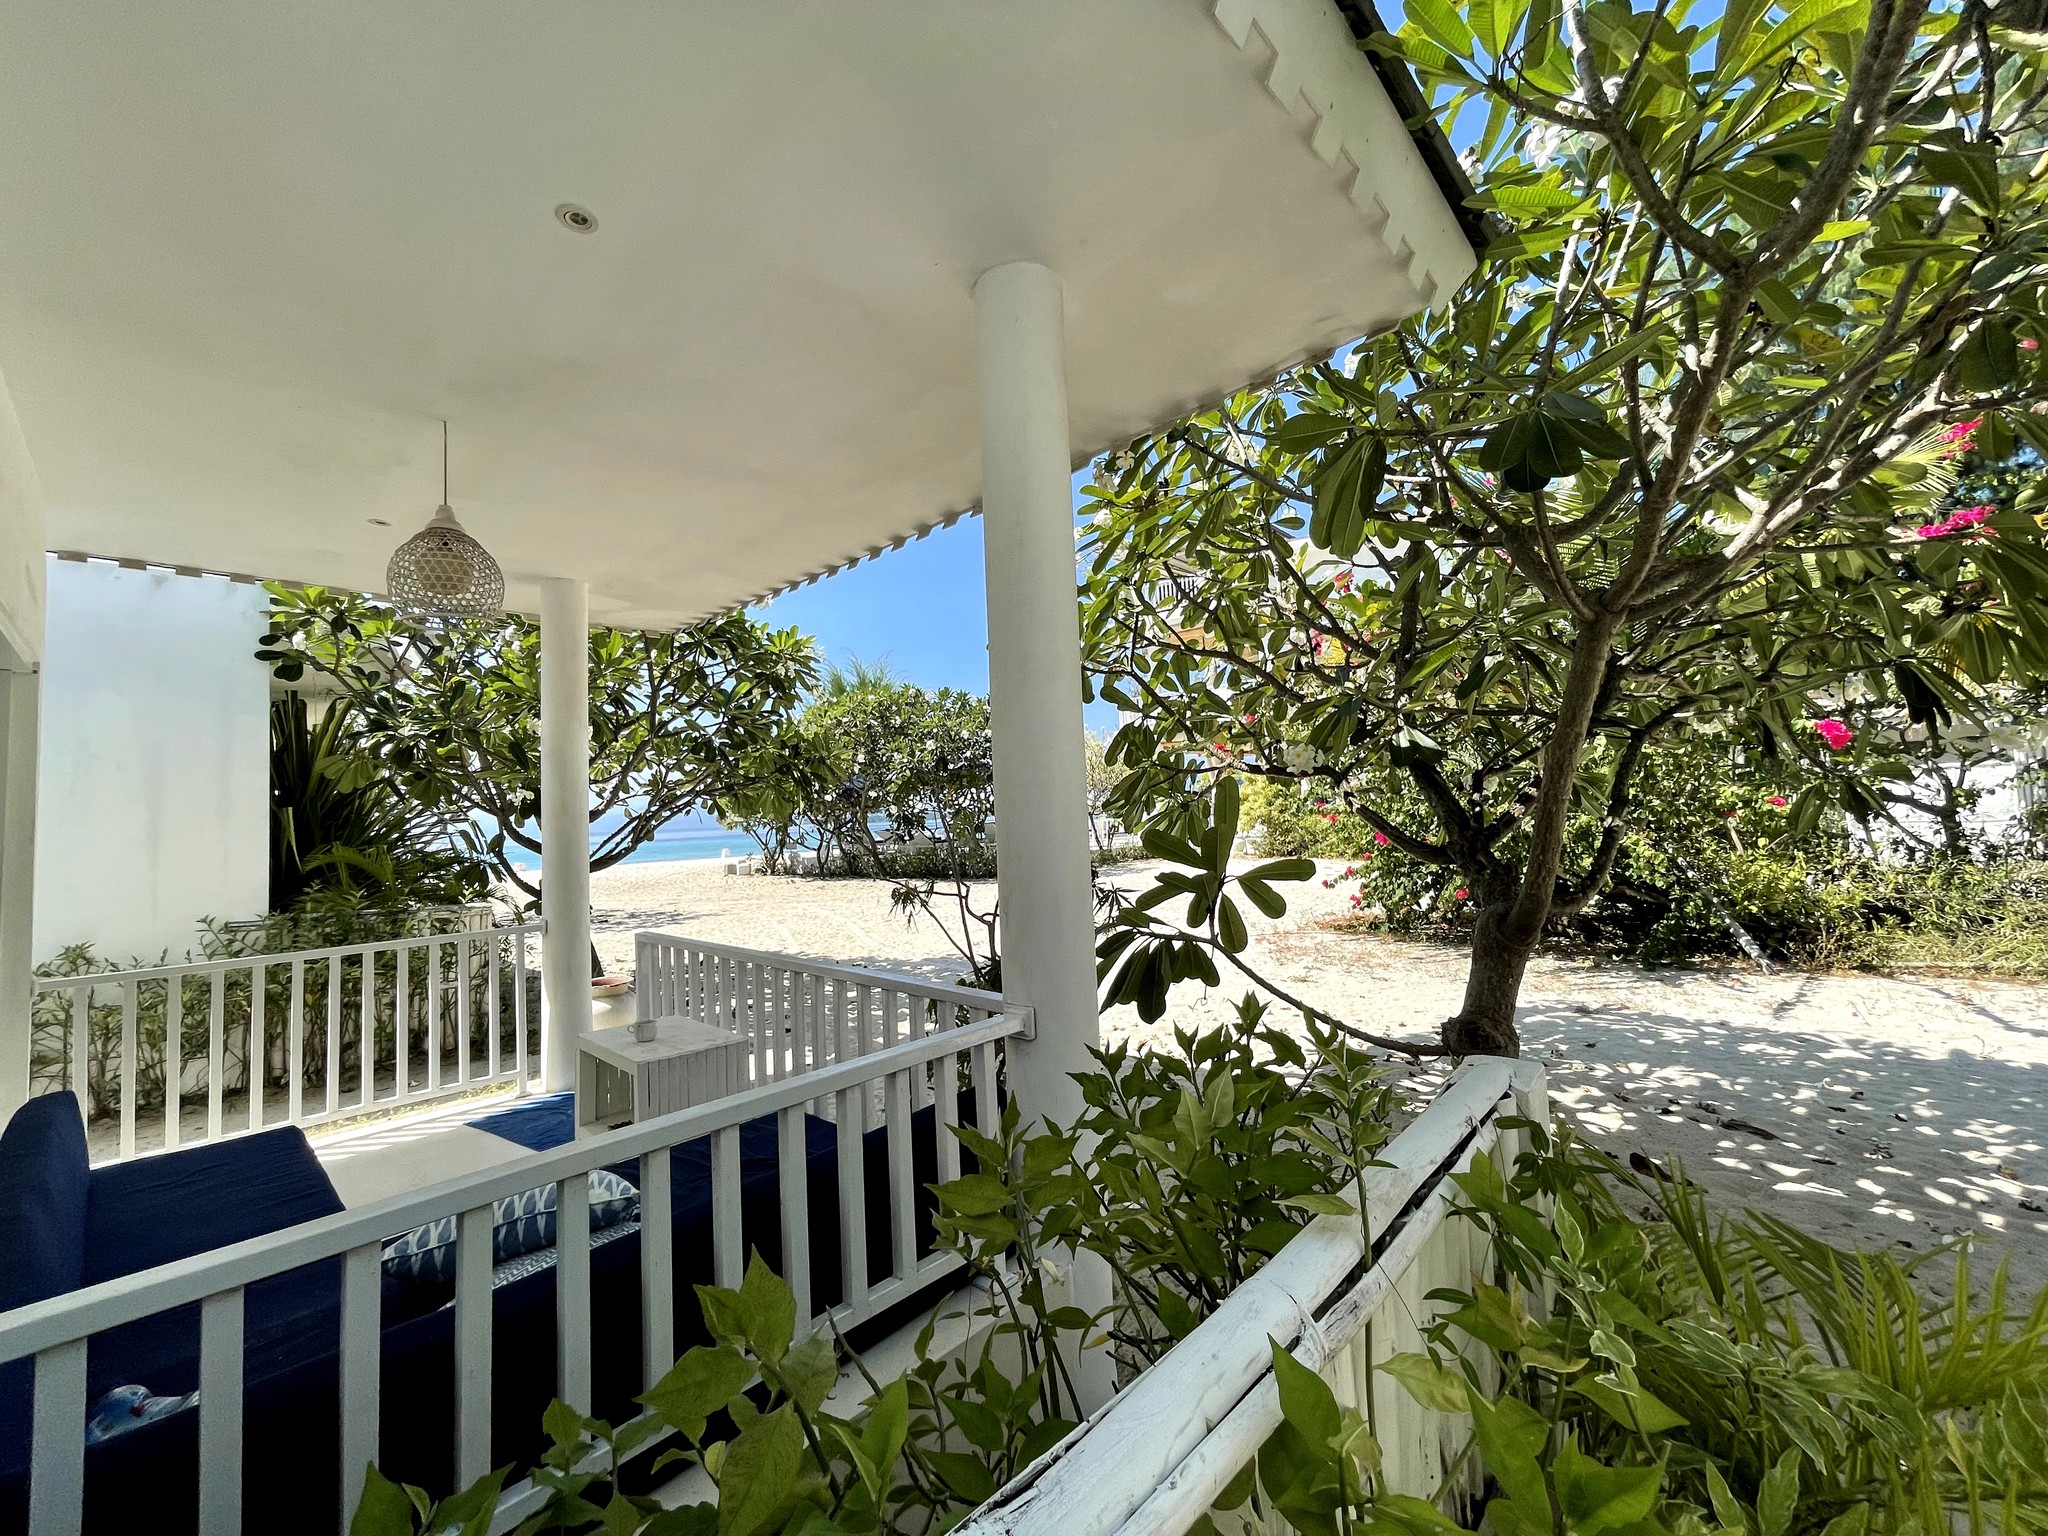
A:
[387,504,504,620]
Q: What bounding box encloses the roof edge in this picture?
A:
[1329,0,1488,255]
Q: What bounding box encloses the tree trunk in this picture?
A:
[1439,615,1620,1057]
[1443,908,1528,1057]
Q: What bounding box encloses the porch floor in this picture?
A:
[311,1085,538,1207]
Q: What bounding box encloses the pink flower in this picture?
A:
[1768,795,1789,807]
[1941,419,1981,444]
[2025,338,2041,352]
[1722,809,1738,819]
[1453,888,1469,901]
[1812,718,1854,752]
[1915,504,1996,539]
[1333,570,1355,594]
[1372,830,1390,847]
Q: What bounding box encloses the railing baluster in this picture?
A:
[425,940,442,1093]
[778,1102,812,1333]
[887,1068,916,1280]
[339,1242,382,1532]
[751,961,769,1087]
[399,943,416,1098]
[164,977,182,1153]
[250,961,267,1131]
[29,1339,86,1536]
[640,1150,675,1387]
[974,1039,1000,1140]
[712,1125,744,1290]
[487,931,502,1080]
[557,1172,593,1413]
[514,930,529,1087]
[455,1205,494,1486]
[288,959,306,1124]
[455,934,473,1086]
[325,955,342,1116]
[854,984,874,1133]
[118,982,137,1159]
[198,1288,245,1534]
[359,950,376,1109]
[836,1086,867,1315]
[66,985,87,1107]
[937,1048,962,1185]
[207,972,225,1140]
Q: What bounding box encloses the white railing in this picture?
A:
[0,995,1030,1535]
[961,1058,1547,1536]
[31,922,543,1161]
[634,931,1019,1116]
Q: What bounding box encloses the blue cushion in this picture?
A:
[381,1171,639,1290]
[0,1091,91,1312]
[81,1125,344,1287]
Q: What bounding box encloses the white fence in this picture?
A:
[0,992,1030,1535]
[31,921,543,1161]
[961,1058,1545,1536]
[635,932,1017,1117]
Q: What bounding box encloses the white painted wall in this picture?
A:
[33,559,270,962]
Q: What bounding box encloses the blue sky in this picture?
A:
[749,480,1122,737]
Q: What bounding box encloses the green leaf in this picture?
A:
[780,1332,839,1416]
[1555,1435,1663,1535]
[714,1407,807,1536]
[1212,776,1240,872]
[1311,437,1387,558]
[1379,1352,1469,1413]
[1757,1447,1801,1536]
[1464,1383,1549,1510]
[349,1466,423,1536]
[1920,136,2002,212]
[856,1379,910,1502]
[1575,1375,1689,1434]
[1270,1337,1341,1450]
[1281,1191,1359,1217]
[641,1346,753,1442]
[1707,1462,1748,1533]
[1952,319,2021,393]
[1406,0,1477,55]
[1217,895,1249,953]
[1243,859,1316,889]
[738,1252,795,1364]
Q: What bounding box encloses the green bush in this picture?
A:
[357,1015,2047,1536]
[30,905,529,1119]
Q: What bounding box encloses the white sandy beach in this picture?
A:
[592,855,2048,1294]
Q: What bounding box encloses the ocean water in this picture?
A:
[504,816,765,872]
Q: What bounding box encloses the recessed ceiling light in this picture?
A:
[555,203,598,233]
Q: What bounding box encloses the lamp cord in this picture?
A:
[442,420,449,505]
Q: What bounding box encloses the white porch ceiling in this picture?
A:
[0,1,1472,629]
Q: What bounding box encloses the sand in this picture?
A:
[591,855,2048,1295]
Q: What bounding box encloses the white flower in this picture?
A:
[1282,742,1321,773]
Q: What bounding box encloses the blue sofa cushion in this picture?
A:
[0,1091,91,1313]
[382,1170,640,1291]
[80,1125,344,1287]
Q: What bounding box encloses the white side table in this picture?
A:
[576,1017,753,1136]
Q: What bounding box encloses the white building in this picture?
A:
[32,558,269,963]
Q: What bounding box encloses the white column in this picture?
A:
[0,664,38,1117]
[539,577,592,1095]
[973,260,1098,1130]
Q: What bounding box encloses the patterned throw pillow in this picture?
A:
[85,1385,198,1444]
[381,1171,639,1289]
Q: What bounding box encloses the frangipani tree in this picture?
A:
[1083,0,2048,1055]
[260,586,817,901]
